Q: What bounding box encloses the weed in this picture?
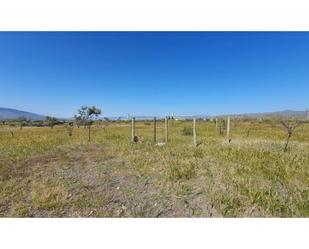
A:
[167,162,196,181]
[182,126,192,136]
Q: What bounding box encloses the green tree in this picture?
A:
[17,116,29,130]
[65,121,74,137]
[75,106,102,142]
[45,116,58,129]
[74,115,82,128]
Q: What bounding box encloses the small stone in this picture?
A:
[155,142,166,146]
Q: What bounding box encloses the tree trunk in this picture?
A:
[284,133,291,152]
[88,125,91,142]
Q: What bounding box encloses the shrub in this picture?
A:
[193,148,204,158]
[182,126,192,136]
[168,162,196,181]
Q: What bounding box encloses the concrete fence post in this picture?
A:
[165,116,168,143]
[153,117,157,144]
[193,118,197,146]
[131,117,135,143]
[215,118,218,132]
[227,116,231,143]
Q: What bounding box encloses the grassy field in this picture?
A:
[0,119,308,217]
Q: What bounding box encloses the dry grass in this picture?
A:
[0,119,308,217]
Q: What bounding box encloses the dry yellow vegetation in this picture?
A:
[0,119,308,217]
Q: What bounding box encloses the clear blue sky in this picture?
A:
[0,32,309,118]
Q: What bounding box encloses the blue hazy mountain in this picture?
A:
[0,107,46,120]
[0,107,307,121]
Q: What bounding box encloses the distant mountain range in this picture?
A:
[0,107,46,120]
[113,110,308,120]
[216,110,308,118]
[0,107,307,121]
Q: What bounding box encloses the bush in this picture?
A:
[168,163,196,181]
[182,126,193,136]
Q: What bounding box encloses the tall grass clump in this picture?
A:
[182,126,193,136]
[167,162,196,181]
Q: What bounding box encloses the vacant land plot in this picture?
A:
[0,120,308,217]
